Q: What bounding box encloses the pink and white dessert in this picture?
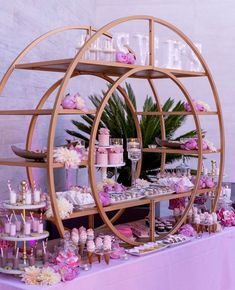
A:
[115,225,133,239]
[71,228,79,245]
[98,128,110,146]
[96,147,108,165]
[87,228,94,240]
[103,235,112,265]
[79,230,87,244]
[78,226,86,234]
[87,240,96,264]
[95,237,103,251]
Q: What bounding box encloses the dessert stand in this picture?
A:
[0,16,224,246]
[0,182,49,274]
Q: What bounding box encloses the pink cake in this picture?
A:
[98,128,110,146]
[96,148,108,165]
[109,152,121,164]
[108,146,123,164]
[115,225,133,238]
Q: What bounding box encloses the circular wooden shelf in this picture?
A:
[0,17,224,246]
[0,231,49,242]
[3,201,46,210]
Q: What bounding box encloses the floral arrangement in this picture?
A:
[178,224,196,237]
[45,197,73,219]
[116,51,136,64]
[181,137,216,152]
[61,93,87,111]
[169,197,186,210]
[99,191,111,206]
[191,175,214,189]
[184,99,211,112]
[99,127,110,135]
[21,266,61,285]
[190,175,214,205]
[53,147,82,169]
[97,178,126,193]
[217,208,235,227]
[97,179,126,206]
[97,147,108,154]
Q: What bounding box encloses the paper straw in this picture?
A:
[7,180,12,192]
[9,213,13,223]
[16,248,19,259]
[30,212,34,221]
[42,241,46,254]
[5,215,10,222]
[20,213,26,224]
[33,180,37,192]
[13,211,18,221]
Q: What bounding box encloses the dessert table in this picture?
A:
[0,227,235,290]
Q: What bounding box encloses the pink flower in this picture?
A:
[126,53,136,64]
[99,128,110,135]
[116,52,128,63]
[99,191,110,206]
[169,197,185,210]
[184,99,210,112]
[179,224,196,237]
[61,94,76,109]
[217,208,235,227]
[181,138,197,150]
[74,94,86,110]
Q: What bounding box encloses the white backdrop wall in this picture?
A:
[0,1,234,200]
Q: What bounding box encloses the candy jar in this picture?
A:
[56,231,80,268]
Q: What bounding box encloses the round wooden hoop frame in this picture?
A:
[0,16,224,244]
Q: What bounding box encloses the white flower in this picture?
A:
[53,147,81,169]
[21,266,41,285]
[204,139,217,152]
[40,267,61,285]
[45,197,73,219]
[75,95,86,110]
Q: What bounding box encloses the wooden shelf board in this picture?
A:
[142,148,221,155]
[136,111,218,116]
[50,187,216,221]
[0,158,88,168]
[61,199,150,220]
[149,187,216,202]
[0,109,96,116]
[15,59,206,79]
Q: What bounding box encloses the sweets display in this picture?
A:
[162,234,191,246]
[126,242,168,256]
[145,217,174,233]
[56,187,95,208]
[6,180,44,207]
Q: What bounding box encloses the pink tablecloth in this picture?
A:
[1,228,235,290]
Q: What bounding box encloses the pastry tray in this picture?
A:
[125,244,168,256]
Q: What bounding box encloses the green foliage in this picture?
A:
[66,83,198,184]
